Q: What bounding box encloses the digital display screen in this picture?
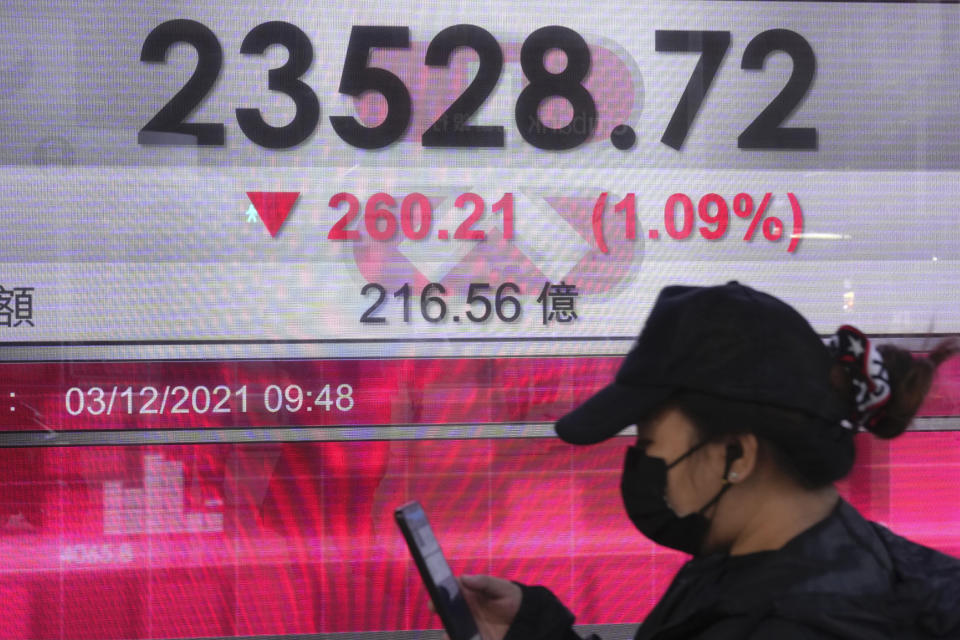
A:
[1,434,960,639]
[2,1,960,639]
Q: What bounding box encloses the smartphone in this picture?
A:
[395,501,481,640]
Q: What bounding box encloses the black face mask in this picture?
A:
[620,442,733,555]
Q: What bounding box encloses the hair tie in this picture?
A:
[824,325,891,431]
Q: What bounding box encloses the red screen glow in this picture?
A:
[0,432,957,639]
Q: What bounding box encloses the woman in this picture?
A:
[451,282,960,640]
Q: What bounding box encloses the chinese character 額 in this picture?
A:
[0,287,35,327]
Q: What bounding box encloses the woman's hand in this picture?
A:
[433,574,522,640]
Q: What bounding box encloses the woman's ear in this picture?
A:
[725,433,758,484]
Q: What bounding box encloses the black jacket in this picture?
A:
[505,500,960,640]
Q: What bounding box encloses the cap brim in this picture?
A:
[554,383,674,445]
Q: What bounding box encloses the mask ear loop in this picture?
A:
[664,438,710,470]
[695,445,741,515]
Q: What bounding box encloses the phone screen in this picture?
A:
[396,501,480,640]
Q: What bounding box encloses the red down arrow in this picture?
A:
[246,192,300,237]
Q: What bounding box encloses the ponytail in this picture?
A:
[826,326,959,437]
[863,339,960,438]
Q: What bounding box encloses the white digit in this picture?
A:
[192,386,211,413]
[264,385,283,413]
[65,388,84,416]
[87,388,107,415]
[314,384,333,411]
[336,384,354,411]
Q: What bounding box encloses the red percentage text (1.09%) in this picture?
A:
[592,192,804,254]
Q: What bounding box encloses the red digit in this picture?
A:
[492,193,513,240]
[614,193,636,240]
[365,192,398,241]
[697,193,728,240]
[454,193,486,240]
[401,193,431,240]
[665,193,694,240]
[328,192,361,240]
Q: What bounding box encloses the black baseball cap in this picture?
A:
[555,282,846,444]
